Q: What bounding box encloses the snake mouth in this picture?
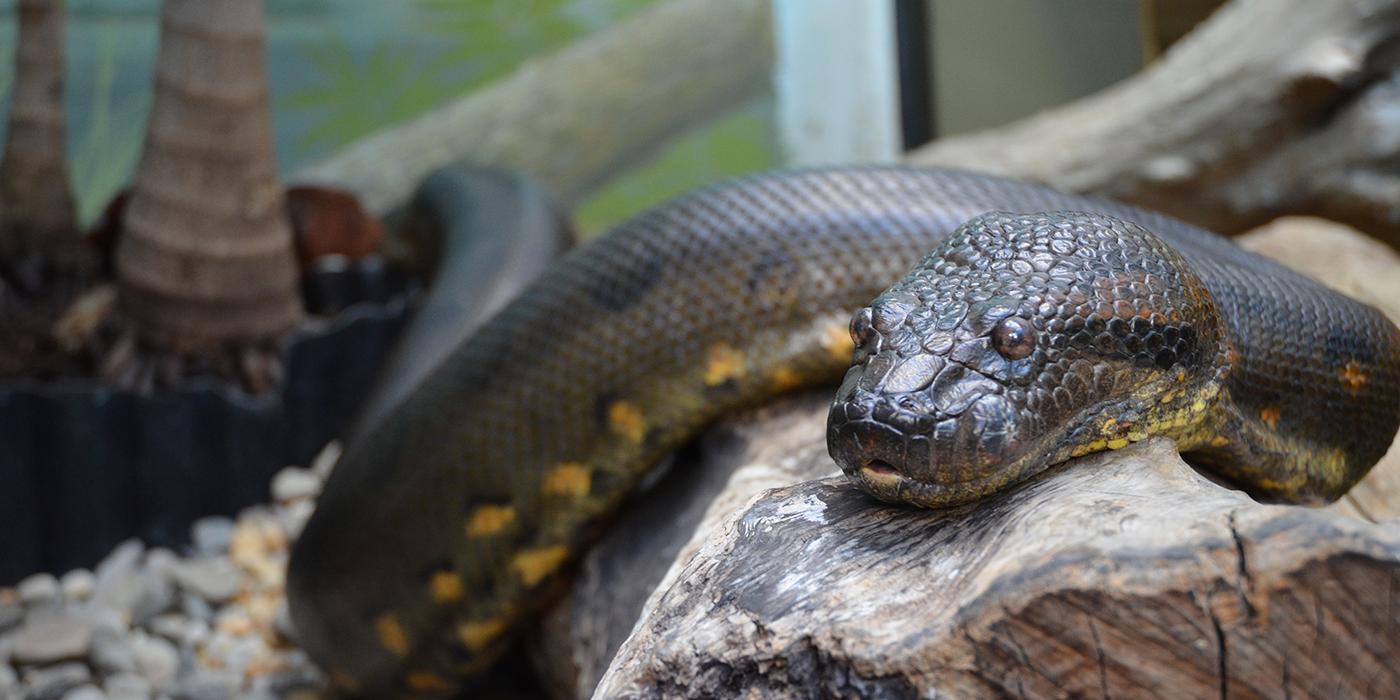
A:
[833,425,1028,508]
[862,459,898,476]
[827,392,1030,508]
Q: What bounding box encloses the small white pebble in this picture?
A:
[277,499,316,540]
[271,466,322,503]
[190,516,236,556]
[89,626,137,674]
[146,613,188,642]
[17,572,61,608]
[131,632,179,690]
[62,684,105,700]
[272,600,298,646]
[105,671,152,700]
[144,548,179,578]
[22,661,90,692]
[309,441,342,479]
[60,569,96,603]
[171,558,242,603]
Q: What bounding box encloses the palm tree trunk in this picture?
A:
[0,0,78,272]
[116,0,301,351]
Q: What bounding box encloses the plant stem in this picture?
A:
[116,0,302,350]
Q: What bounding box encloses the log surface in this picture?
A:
[596,439,1400,699]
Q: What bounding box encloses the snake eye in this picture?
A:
[991,317,1036,360]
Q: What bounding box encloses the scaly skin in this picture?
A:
[287,168,1400,697]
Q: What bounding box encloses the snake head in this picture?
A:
[827,211,1226,508]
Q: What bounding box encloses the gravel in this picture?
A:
[189,518,234,558]
[60,571,96,604]
[17,573,61,609]
[9,611,93,665]
[270,467,322,504]
[171,559,241,604]
[0,442,343,699]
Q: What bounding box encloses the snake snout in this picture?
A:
[827,354,1024,507]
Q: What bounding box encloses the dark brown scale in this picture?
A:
[287,167,1400,696]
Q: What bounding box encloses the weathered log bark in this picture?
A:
[597,440,1400,698]
[289,0,771,214]
[533,220,1400,698]
[115,0,302,351]
[0,0,79,274]
[908,0,1400,248]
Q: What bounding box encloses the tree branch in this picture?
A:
[290,0,772,214]
[909,0,1400,247]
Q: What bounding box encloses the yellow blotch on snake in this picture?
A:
[374,613,410,657]
[1260,406,1282,429]
[511,545,570,587]
[1071,437,1109,458]
[543,462,591,498]
[464,505,515,538]
[329,668,360,693]
[457,618,508,652]
[1340,361,1368,392]
[406,671,453,693]
[703,343,746,386]
[608,401,647,444]
[429,571,463,603]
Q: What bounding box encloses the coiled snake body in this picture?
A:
[287,168,1400,696]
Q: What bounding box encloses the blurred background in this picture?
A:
[0,0,1210,235]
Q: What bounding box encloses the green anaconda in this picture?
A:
[287,167,1400,696]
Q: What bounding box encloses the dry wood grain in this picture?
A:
[909,0,1400,248]
[597,437,1400,699]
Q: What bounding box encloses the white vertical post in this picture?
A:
[773,0,903,166]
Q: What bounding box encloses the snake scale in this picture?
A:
[287,167,1400,696]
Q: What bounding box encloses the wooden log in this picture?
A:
[289,0,771,214]
[595,439,1400,698]
[908,0,1400,248]
[532,219,1400,698]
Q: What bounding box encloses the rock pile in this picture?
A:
[0,445,342,700]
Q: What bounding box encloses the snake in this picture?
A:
[349,166,573,437]
[286,167,1400,697]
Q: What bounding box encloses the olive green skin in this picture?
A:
[287,167,1400,697]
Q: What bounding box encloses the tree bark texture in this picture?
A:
[909,0,1400,248]
[597,441,1400,699]
[115,0,301,349]
[289,0,772,215]
[536,219,1400,698]
[0,0,78,266]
